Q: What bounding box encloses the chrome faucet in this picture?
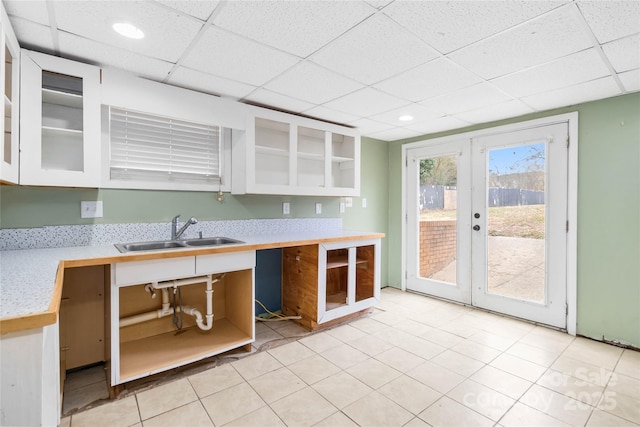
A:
[171,214,198,240]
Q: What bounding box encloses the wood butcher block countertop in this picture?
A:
[0,231,384,335]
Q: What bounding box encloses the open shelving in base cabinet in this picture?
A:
[282,238,381,330]
[110,264,254,386]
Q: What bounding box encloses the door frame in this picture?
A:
[401,112,578,335]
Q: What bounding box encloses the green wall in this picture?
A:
[387,93,640,347]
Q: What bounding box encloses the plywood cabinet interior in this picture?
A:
[59,265,106,371]
[110,252,255,385]
[232,106,360,196]
[282,239,381,330]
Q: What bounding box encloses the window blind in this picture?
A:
[109,107,221,184]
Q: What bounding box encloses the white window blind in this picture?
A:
[109,107,221,184]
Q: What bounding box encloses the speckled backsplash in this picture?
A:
[0,218,342,251]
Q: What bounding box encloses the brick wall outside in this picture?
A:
[420,220,457,278]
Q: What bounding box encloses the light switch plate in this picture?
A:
[362,198,367,208]
[340,202,345,213]
[315,202,322,214]
[283,202,290,215]
[81,201,103,218]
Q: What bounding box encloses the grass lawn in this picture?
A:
[421,205,545,239]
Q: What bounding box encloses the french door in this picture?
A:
[406,122,569,328]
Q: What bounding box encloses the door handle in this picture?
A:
[473,225,480,231]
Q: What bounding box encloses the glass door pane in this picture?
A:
[486,143,546,302]
[418,154,458,285]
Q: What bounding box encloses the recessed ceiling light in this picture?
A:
[398,115,414,122]
[113,22,144,39]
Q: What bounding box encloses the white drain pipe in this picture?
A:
[119,274,221,330]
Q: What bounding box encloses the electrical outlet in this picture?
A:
[283,202,290,215]
[81,201,103,218]
[340,202,345,213]
[345,197,353,208]
[315,202,322,214]
[362,198,367,208]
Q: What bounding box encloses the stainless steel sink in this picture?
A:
[114,237,244,253]
[183,237,243,247]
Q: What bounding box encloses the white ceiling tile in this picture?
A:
[167,67,256,100]
[242,89,315,114]
[348,118,395,135]
[602,34,640,73]
[384,0,569,54]
[374,58,482,103]
[7,17,55,52]
[406,116,473,136]
[521,77,622,110]
[419,82,512,115]
[311,13,438,85]
[323,87,409,117]
[618,69,640,93]
[368,103,442,127]
[303,106,361,126]
[453,100,535,124]
[577,1,640,44]
[367,126,424,142]
[264,61,363,105]
[53,1,203,63]
[182,26,300,87]
[364,0,394,10]
[58,32,174,81]
[154,0,220,21]
[491,48,611,98]
[448,5,593,79]
[4,0,49,26]
[212,1,375,58]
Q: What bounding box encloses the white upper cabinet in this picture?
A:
[20,50,101,187]
[0,5,19,184]
[232,106,360,196]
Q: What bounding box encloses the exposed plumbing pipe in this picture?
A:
[119,274,223,331]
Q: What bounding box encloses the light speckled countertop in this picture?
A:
[0,230,382,320]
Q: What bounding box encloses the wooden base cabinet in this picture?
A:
[283,239,381,330]
[109,252,255,385]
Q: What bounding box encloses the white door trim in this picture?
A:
[401,112,578,335]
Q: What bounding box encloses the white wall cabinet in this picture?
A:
[0,5,20,184]
[232,106,360,196]
[110,251,255,385]
[20,50,100,187]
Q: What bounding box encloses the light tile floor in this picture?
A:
[61,288,640,427]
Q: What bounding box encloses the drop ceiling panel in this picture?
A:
[303,106,361,125]
[406,116,473,135]
[167,67,256,100]
[182,26,300,87]
[374,58,482,103]
[212,1,375,58]
[369,103,442,127]
[311,13,438,85]
[348,118,395,135]
[323,87,410,117]
[602,35,640,73]
[57,32,174,81]
[449,5,594,79]
[4,0,49,26]
[521,77,621,111]
[53,1,203,63]
[491,48,611,98]
[155,0,220,21]
[367,126,424,141]
[242,89,315,114]
[453,99,535,124]
[264,61,364,105]
[8,17,55,52]
[576,1,640,44]
[618,69,640,93]
[419,83,512,115]
[383,0,569,54]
